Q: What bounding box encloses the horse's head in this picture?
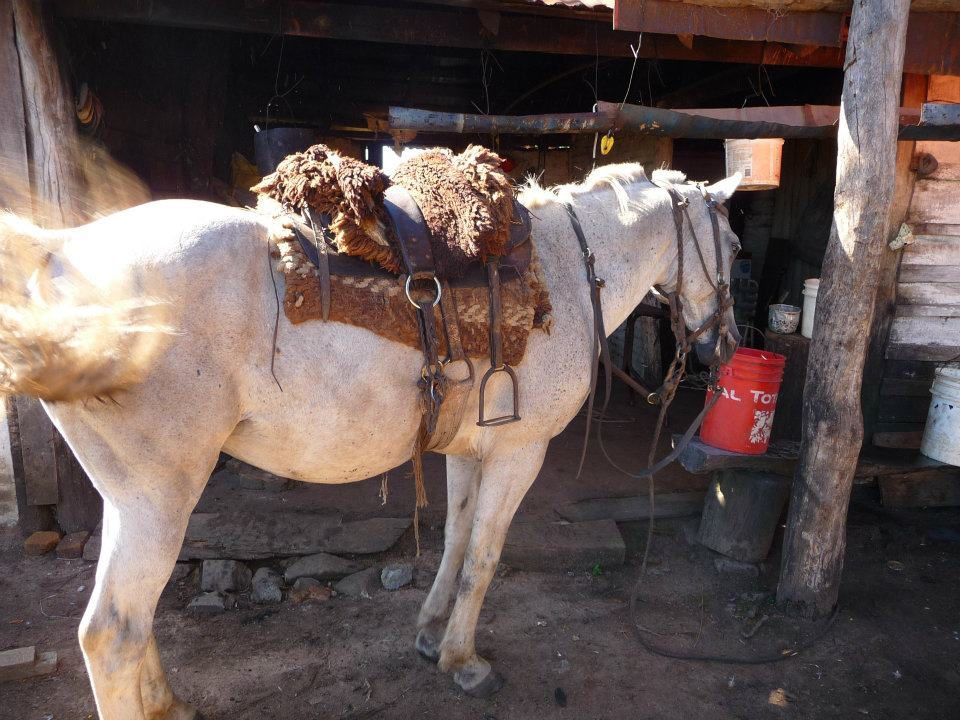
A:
[651,171,743,367]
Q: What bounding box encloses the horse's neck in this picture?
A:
[565,184,677,337]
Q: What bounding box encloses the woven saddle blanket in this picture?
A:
[255,144,552,364]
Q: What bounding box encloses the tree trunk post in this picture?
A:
[777,0,911,618]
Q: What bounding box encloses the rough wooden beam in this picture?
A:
[388,103,959,140]
[778,0,912,619]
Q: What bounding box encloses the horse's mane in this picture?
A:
[519,163,686,219]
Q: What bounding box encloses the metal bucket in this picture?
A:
[254,127,316,175]
[920,365,960,467]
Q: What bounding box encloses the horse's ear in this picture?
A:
[706,172,742,204]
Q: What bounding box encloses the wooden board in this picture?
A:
[878,395,931,424]
[909,179,960,225]
[678,435,956,480]
[883,360,937,381]
[898,265,960,282]
[879,471,960,508]
[897,282,960,306]
[895,304,960,318]
[879,378,933,397]
[901,233,960,265]
[872,430,924,450]
[886,316,960,360]
[555,491,705,523]
[13,397,57,506]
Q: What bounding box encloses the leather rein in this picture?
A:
[565,179,737,480]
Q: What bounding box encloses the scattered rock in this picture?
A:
[55,531,90,559]
[170,563,193,583]
[334,567,381,598]
[251,568,283,605]
[200,559,252,593]
[323,518,412,555]
[187,592,225,614]
[714,557,760,576]
[24,531,62,557]
[289,577,333,604]
[283,553,364,584]
[381,563,414,591]
[82,532,101,562]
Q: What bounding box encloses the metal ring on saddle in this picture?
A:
[404,274,442,309]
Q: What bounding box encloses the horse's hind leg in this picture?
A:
[79,463,212,720]
[438,438,548,697]
[416,454,482,662]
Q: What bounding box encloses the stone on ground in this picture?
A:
[334,567,381,598]
[252,568,283,604]
[714,557,760,576]
[502,520,625,572]
[323,518,412,555]
[289,577,333,604]
[381,563,414,590]
[200,559,252,593]
[82,532,101,562]
[283,553,364,584]
[56,531,90,559]
[24,531,62,557]
[187,592,226,614]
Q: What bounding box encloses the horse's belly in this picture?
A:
[222,333,425,484]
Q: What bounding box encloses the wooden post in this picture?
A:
[2,1,102,533]
[777,0,912,618]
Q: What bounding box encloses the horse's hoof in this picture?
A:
[456,666,505,698]
[415,629,441,663]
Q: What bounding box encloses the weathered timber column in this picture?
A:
[777,0,911,618]
[2,1,102,534]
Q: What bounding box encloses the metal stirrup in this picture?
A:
[477,256,521,426]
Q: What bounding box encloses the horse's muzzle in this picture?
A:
[696,324,740,366]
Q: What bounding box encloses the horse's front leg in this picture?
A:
[416,454,482,661]
[438,438,549,697]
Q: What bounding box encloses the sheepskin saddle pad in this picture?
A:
[266,207,552,366]
[253,143,524,278]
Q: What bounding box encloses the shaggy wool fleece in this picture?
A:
[253,144,517,278]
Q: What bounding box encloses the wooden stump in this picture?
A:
[699,470,790,563]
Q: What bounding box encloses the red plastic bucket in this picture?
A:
[700,348,787,455]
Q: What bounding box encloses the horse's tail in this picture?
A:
[0,212,172,402]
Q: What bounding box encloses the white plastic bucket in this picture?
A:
[920,366,960,467]
[801,278,820,339]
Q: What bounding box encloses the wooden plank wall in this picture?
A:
[880,76,960,443]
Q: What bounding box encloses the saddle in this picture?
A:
[255,144,540,524]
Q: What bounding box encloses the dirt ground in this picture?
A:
[2,390,959,719]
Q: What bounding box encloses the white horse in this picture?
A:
[0,163,741,719]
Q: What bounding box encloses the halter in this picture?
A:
[652,180,737,373]
[566,177,739,478]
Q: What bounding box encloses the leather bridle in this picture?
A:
[567,178,739,478]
